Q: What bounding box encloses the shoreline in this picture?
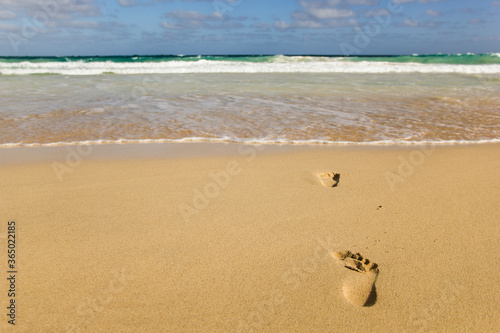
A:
[1,140,499,164]
[1,142,499,332]
[1,137,499,149]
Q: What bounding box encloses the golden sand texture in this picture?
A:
[0,143,499,332]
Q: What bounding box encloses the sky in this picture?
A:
[0,0,499,56]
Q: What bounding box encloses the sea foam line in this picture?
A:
[1,137,499,148]
[1,60,500,75]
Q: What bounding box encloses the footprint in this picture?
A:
[331,250,379,307]
[318,172,340,187]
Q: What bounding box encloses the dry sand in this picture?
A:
[0,142,499,332]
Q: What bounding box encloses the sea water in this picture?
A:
[1,54,499,146]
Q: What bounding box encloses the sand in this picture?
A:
[0,142,499,332]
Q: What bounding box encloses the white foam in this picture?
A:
[1,60,500,75]
[1,137,499,148]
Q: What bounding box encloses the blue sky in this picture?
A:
[0,0,499,56]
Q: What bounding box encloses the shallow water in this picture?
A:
[1,59,499,146]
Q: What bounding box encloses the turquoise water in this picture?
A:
[1,53,500,65]
[1,54,500,75]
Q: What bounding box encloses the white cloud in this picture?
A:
[345,0,379,4]
[160,21,181,29]
[403,18,419,26]
[0,0,102,18]
[425,9,442,17]
[307,7,355,19]
[58,19,99,29]
[294,20,326,28]
[164,10,223,22]
[120,0,173,6]
[0,10,17,19]
[468,18,484,25]
[161,9,244,30]
[0,21,20,32]
[0,0,132,49]
[118,0,136,7]
[393,0,441,3]
[275,0,365,31]
[273,20,291,31]
[252,22,270,30]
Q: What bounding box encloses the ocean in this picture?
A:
[1,54,499,147]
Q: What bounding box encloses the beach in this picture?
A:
[1,53,499,332]
[1,0,500,330]
[1,142,499,332]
